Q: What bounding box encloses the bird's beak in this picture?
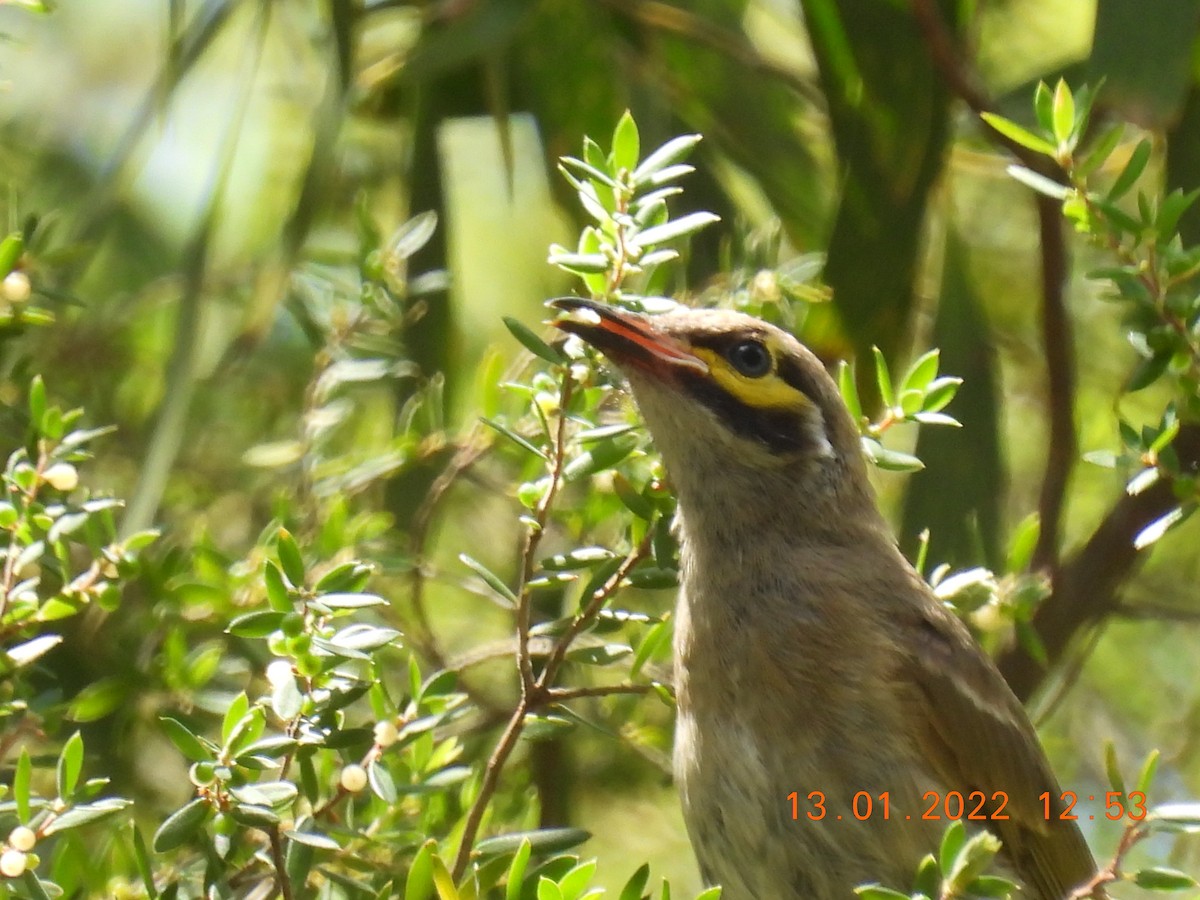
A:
[549,297,709,376]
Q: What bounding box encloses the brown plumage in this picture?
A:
[552,298,1100,900]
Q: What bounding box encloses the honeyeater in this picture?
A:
[551,297,1100,900]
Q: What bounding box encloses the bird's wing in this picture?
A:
[898,593,1099,900]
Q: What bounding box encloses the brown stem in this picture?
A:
[516,376,575,694]
[998,423,1200,700]
[1031,197,1076,570]
[547,683,655,702]
[450,698,529,880]
[537,532,653,690]
[1067,820,1146,899]
[911,0,1077,573]
[269,825,296,900]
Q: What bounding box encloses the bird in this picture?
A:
[550,296,1100,900]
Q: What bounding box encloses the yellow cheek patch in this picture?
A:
[691,346,811,410]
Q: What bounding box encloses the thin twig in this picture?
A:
[268,825,296,900]
[546,683,656,702]
[537,532,654,690]
[516,376,575,694]
[1067,820,1147,899]
[450,697,529,880]
[910,0,1076,573]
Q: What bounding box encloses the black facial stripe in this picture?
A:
[680,373,811,455]
[773,354,824,404]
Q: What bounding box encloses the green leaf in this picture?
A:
[1005,513,1041,573]
[318,592,388,610]
[15,748,31,822]
[538,879,564,900]
[475,828,591,858]
[612,110,640,172]
[1033,81,1054,133]
[938,819,966,875]
[231,781,298,808]
[1051,79,1075,147]
[1138,749,1161,794]
[837,360,862,424]
[632,618,671,678]
[631,134,702,186]
[1108,138,1153,201]
[979,112,1056,155]
[68,677,127,722]
[902,349,941,393]
[388,210,439,261]
[276,529,306,588]
[548,249,610,275]
[1078,123,1125,177]
[229,803,280,828]
[563,433,639,482]
[482,417,548,460]
[853,888,909,899]
[618,864,649,900]
[1006,165,1070,200]
[632,212,720,248]
[264,560,291,612]
[28,375,45,434]
[43,797,132,834]
[921,377,961,412]
[407,840,437,900]
[872,347,895,408]
[130,824,158,899]
[966,875,1019,896]
[153,798,211,851]
[612,473,655,520]
[1155,187,1200,241]
[57,731,84,798]
[160,717,214,762]
[561,154,619,189]
[505,839,533,900]
[541,547,616,570]
[222,692,251,744]
[0,232,23,277]
[459,554,517,608]
[369,759,398,803]
[504,316,567,365]
[1134,867,1197,890]
[227,610,287,638]
[861,437,923,472]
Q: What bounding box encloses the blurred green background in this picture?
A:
[3,0,1200,894]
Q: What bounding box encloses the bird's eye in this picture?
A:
[726,340,772,377]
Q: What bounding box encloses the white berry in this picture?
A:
[265,659,294,688]
[373,720,399,748]
[339,764,368,793]
[0,848,27,878]
[2,272,30,304]
[7,827,35,852]
[43,463,79,492]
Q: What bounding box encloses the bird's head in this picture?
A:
[551,298,871,518]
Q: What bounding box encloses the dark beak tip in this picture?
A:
[546,296,591,312]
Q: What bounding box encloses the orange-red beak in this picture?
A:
[549,297,708,377]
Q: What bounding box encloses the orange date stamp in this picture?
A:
[787,790,1147,823]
